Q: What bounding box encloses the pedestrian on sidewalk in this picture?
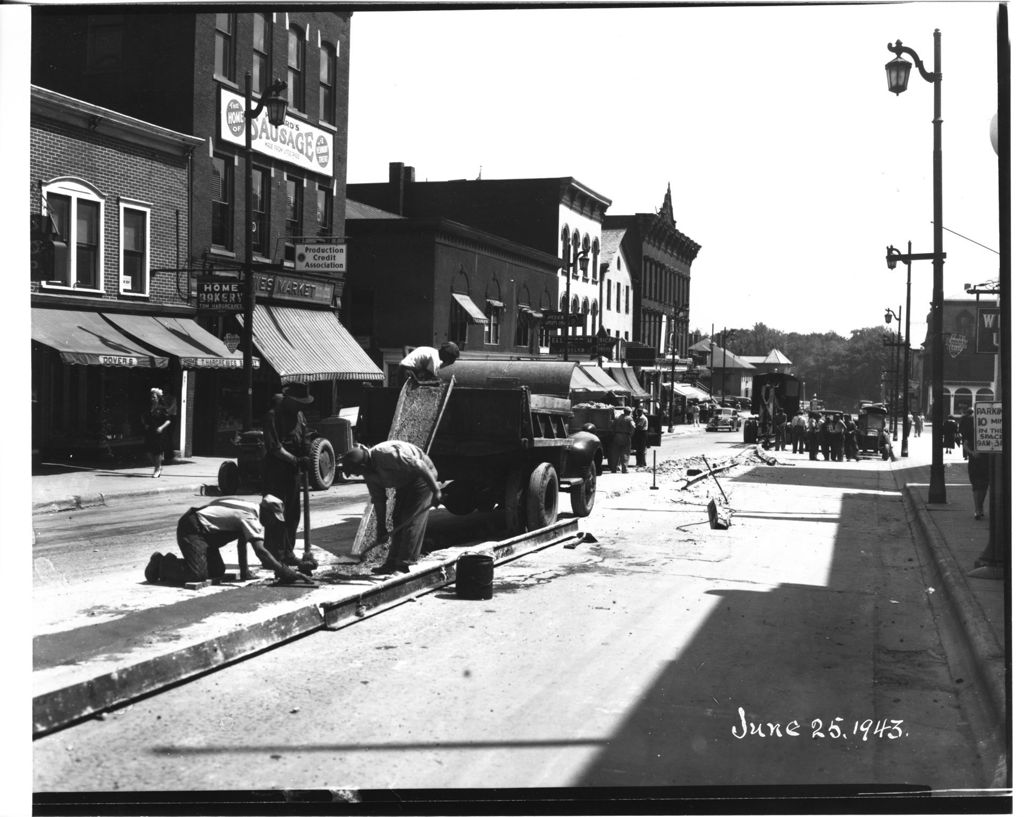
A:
[608,408,636,472]
[340,440,443,575]
[262,382,313,565]
[942,415,959,454]
[146,495,309,585]
[958,408,990,520]
[913,412,924,437]
[632,406,649,467]
[142,387,171,478]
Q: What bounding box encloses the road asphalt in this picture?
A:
[30,426,1006,765]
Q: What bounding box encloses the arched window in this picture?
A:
[41,177,105,291]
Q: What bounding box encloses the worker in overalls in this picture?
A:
[340,441,443,575]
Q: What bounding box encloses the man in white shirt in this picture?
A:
[398,342,460,383]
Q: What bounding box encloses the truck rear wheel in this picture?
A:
[308,437,335,490]
[570,461,596,517]
[526,462,559,530]
[503,468,526,534]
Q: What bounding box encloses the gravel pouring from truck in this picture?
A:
[359,361,601,534]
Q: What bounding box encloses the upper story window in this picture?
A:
[484,300,503,346]
[119,201,150,296]
[287,26,305,112]
[625,285,630,314]
[41,178,104,291]
[211,154,233,251]
[316,184,332,236]
[580,235,591,281]
[319,43,336,124]
[251,166,270,257]
[286,176,303,239]
[214,13,236,82]
[252,13,273,93]
[86,14,123,74]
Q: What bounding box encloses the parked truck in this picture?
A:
[359,360,603,534]
[745,371,802,447]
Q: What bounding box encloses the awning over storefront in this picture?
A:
[104,313,253,369]
[572,364,629,397]
[672,383,710,400]
[451,293,488,324]
[31,308,168,368]
[605,364,652,399]
[249,304,384,383]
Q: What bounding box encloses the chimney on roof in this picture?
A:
[387,162,415,216]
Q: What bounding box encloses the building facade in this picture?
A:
[921,297,999,417]
[30,86,214,461]
[344,204,562,383]
[33,9,381,455]
[347,163,613,361]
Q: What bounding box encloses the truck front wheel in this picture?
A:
[526,462,559,530]
[570,461,597,517]
[308,437,335,490]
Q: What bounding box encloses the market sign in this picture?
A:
[976,308,1000,354]
[548,336,617,356]
[219,89,334,177]
[197,277,244,310]
[975,402,1002,453]
[254,271,335,306]
[295,242,346,273]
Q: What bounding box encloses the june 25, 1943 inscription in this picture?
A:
[731,706,906,741]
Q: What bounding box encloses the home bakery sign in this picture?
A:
[219,89,333,176]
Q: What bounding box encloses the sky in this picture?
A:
[346,2,1004,348]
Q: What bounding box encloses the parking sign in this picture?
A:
[974,403,1002,453]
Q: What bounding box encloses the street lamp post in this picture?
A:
[241,71,288,432]
[886,30,945,503]
[885,243,934,457]
[884,307,902,438]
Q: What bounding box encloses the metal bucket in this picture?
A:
[456,553,494,600]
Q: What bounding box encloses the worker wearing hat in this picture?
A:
[147,495,310,585]
[340,440,443,574]
[262,382,314,565]
[398,342,460,385]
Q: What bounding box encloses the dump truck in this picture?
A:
[359,360,602,533]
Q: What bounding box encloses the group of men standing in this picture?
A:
[779,409,895,463]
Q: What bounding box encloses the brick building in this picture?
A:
[921,297,1000,417]
[33,9,381,455]
[348,162,613,362]
[29,86,212,460]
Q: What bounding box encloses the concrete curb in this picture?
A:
[33,481,215,514]
[902,485,1007,729]
[32,518,580,737]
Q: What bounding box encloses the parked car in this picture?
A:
[706,407,741,432]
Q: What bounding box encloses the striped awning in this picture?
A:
[104,313,252,369]
[605,365,652,399]
[31,308,168,368]
[248,304,383,383]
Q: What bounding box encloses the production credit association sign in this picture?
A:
[295,242,346,273]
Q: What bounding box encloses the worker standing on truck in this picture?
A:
[262,382,313,565]
[398,342,460,384]
[608,408,636,473]
[340,441,444,575]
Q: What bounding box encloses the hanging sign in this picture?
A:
[197,278,244,310]
[295,242,346,273]
[219,89,334,177]
[976,308,1000,354]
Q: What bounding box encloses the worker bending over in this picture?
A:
[145,495,310,586]
[340,441,443,575]
[398,342,460,384]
